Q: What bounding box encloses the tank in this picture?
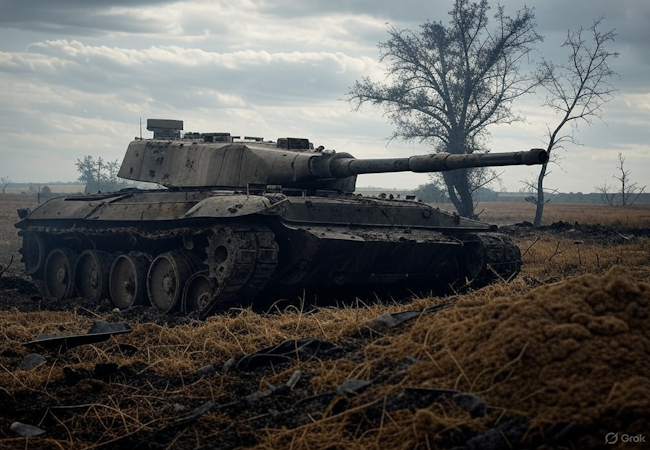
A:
[15,119,548,317]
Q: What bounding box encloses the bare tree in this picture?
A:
[0,176,10,194]
[596,180,616,206]
[529,17,618,226]
[595,153,646,206]
[346,0,541,217]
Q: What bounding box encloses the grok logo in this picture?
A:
[605,432,646,444]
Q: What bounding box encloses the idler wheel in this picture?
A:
[109,252,152,309]
[147,250,200,313]
[183,271,215,314]
[21,233,46,275]
[44,248,77,300]
[75,250,115,302]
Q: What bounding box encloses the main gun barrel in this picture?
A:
[328,148,548,178]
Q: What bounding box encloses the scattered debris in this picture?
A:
[366,309,421,331]
[10,421,46,437]
[176,369,305,424]
[366,300,456,331]
[195,364,217,377]
[336,379,372,395]
[17,353,47,370]
[223,337,342,371]
[22,321,132,351]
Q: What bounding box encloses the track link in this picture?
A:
[474,232,522,285]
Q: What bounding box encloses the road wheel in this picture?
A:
[147,250,200,313]
[183,271,215,314]
[75,250,114,302]
[109,252,152,309]
[44,248,77,300]
[21,232,47,275]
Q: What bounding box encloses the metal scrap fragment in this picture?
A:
[337,379,372,395]
[367,300,457,331]
[18,353,47,370]
[225,337,341,371]
[10,422,46,437]
[175,370,304,424]
[22,321,132,351]
[368,310,421,330]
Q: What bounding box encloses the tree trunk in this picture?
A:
[443,169,475,218]
[533,160,548,227]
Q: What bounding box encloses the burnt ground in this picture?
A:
[502,220,650,243]
[0,216,649,449]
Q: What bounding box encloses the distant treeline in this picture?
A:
[411,185,650,205]
[9,182,82,187]
[476,190,650,205]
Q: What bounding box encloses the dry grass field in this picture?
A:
[437,200,650,227]
[0,193,649,449]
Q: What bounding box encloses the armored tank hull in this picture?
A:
[15,120,546,317]
[15,189,521,316]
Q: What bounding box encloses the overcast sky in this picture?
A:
[1,0,648,193]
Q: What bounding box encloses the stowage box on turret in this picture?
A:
[15,119,548,317]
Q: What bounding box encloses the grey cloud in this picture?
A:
[1,41,357,107]
[253,0,455,23]
[527,1,650,88]
[0,0,178,35]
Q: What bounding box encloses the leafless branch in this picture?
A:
[0,176,11,194]
[548,242,563,262]
[0,255,14,277]
[596,153,647,206]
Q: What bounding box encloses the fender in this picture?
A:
[184,194,284,219]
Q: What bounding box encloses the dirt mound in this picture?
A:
[392,266,650,447]
[251,266,650,449]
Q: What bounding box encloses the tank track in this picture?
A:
[470,233,522,287]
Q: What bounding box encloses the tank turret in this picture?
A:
[118,120,547,192]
